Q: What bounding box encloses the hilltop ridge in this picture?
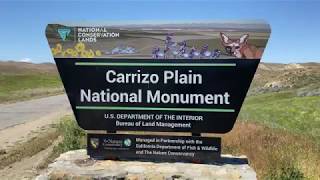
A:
[249,62,320,96]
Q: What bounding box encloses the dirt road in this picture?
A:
[0,94,70,130]
[0,94,71,150]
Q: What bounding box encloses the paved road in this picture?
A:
[0,94,71,130]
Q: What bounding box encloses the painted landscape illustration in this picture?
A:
[46,22,269,59]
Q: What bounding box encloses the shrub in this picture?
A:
[266,165,304,180]
[55,116,86,153]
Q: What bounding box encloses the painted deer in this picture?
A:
[220,32,264,59]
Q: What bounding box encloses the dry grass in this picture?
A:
[223,122,320,179]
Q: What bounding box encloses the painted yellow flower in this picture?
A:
[80,50,89,58]
[55,43,62,53]
[95,50,102,56]
[87,49,95,58]
[51,48,58,56]
[62,50,67,57]
[71,51,78,57]
[75,42,85,52]
[66,48,74,55]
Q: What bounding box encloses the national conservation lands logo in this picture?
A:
[57,28,71,41]
[89,138,99,149]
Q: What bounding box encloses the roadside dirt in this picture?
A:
[0,109,70,151]
[0,95,71,179]
[0,135,61,180]
[0,114,67,180]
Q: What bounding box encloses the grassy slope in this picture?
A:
[0,62,62,103]
[223,122,320,179]
[235,64,320,179]
[230,90,320,179]
[239,91,320,141]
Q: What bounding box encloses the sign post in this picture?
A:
[46,21,270,163]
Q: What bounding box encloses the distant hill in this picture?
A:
[249,62,320,96]
[0,61,62,103]
[0,61,58,75]
[0,61,320,100]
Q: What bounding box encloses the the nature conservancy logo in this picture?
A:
[57,28,71,41]
[90,138,99,149]
[123,138,132,147]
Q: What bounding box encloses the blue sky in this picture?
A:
[0,1,319,64]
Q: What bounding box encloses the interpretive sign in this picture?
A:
[46,21,270,162]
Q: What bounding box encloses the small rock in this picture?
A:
[0,149,6,155]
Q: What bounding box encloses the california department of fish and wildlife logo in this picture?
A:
[57,28,71,41]
[90,138,100,149]
[123,138,132,147]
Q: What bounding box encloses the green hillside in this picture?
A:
[239,62,320,141]
[0,61,63,103]
[239,91,320,141]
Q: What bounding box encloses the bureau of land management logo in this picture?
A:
[57,28,71,41]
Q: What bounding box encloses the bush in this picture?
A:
[37,116,86,170]
[55,116,86,153]
[266,165,304,180]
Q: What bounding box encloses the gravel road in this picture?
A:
[0,94,71,150]
[0,94,70,130]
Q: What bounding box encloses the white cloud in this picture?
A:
[19,58,32,62]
